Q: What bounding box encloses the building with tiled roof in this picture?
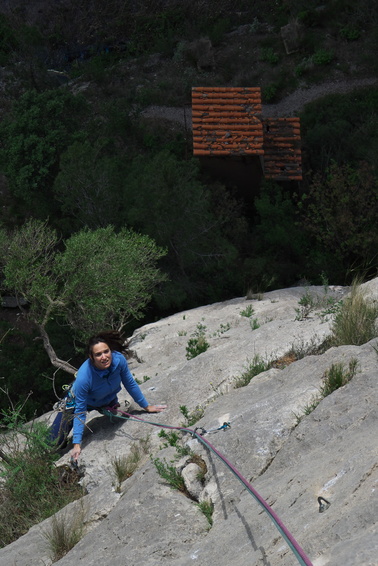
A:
[192,87,302,182]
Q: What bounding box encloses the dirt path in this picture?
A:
[261,77,378,117]
[142,77,378,126]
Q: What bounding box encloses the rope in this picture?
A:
[103,407,313,566]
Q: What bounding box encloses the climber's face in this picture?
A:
[90,342,112,370]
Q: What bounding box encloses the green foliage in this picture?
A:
[42,507,85,562]
[111,438,150,492]
[330,282,378,346]
[153,457,187,493]
[53,226,167,340]
[260,47,279,65]
[0,219,59,322]
[295,288,318,320]
[339,25,361,41]
[197,500,214,526]
[294,358,358,423]
[297,162,378,280]
[312,48,334,65]
[262,83,279,102]
[158,429,181,448]
[0,14,18,64]
[0,89,87,217]
[240,304,255,318]
[0,219,167,355]
[179,404,204,427]
[53,140,122,233]
[251,181,309,287]
[158,429,191,456]
[0,323,54,420]
[250,317,260,330]
[0,416,82,547]
[186,323,210,360]
[320,359,359,397]
[123,150,247,312]
[300,87,378,172]
[234,355,270,388]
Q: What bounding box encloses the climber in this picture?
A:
[49,330,166,461]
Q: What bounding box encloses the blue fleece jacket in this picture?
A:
[71,350,148,444]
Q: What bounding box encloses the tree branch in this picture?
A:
[36,324,77,375]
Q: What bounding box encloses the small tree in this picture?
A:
[0,219,166,375]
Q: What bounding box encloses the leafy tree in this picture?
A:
[0,219,166,375]
[0,89,87,219]
[53,140,123,233]
[249,181,309,287]
[297,161,378,281]
[122,150,248,310]
[300,87,378,173]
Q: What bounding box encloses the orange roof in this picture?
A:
[192,87,302,181]
[192,87,264,156]
[262,118,302,181]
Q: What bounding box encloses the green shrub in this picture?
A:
[260,47,279,65]
[320,359,359,397]
[234,355,270,388]
[294,358,358,423]
[313,48,334,65]
[295,288,318,320]
[153,457,187,494]
[240,304,255,318]
[262,84,278,102]
[339,25,361,41]
[180,404,204,427]
[0,416,82,547]
[250,318,260,330]
[186,323,210,360]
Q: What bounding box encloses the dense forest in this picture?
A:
[0,0,377,418]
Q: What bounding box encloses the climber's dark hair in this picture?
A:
[87,331,127,358]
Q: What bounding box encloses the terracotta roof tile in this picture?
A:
[192,87,302,181]
[262,118,302,181]
[192,87,264,156]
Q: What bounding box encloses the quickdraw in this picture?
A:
[102,407,313,566]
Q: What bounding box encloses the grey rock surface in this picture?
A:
[1,282,377,566]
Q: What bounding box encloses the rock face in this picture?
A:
[1,282,378,566]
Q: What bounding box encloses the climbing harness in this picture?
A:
[102,406,313,566]
[53,382,76,411]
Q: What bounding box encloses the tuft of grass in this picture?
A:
[320,359,359,397]
[197,500,214,526]
[294,358,359,424]
[42,504,85,562]
[180,404,204,427]
[234,355,270,388]
[293,394,322,424]
[330,281,378,346]
[111,437,151,492]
